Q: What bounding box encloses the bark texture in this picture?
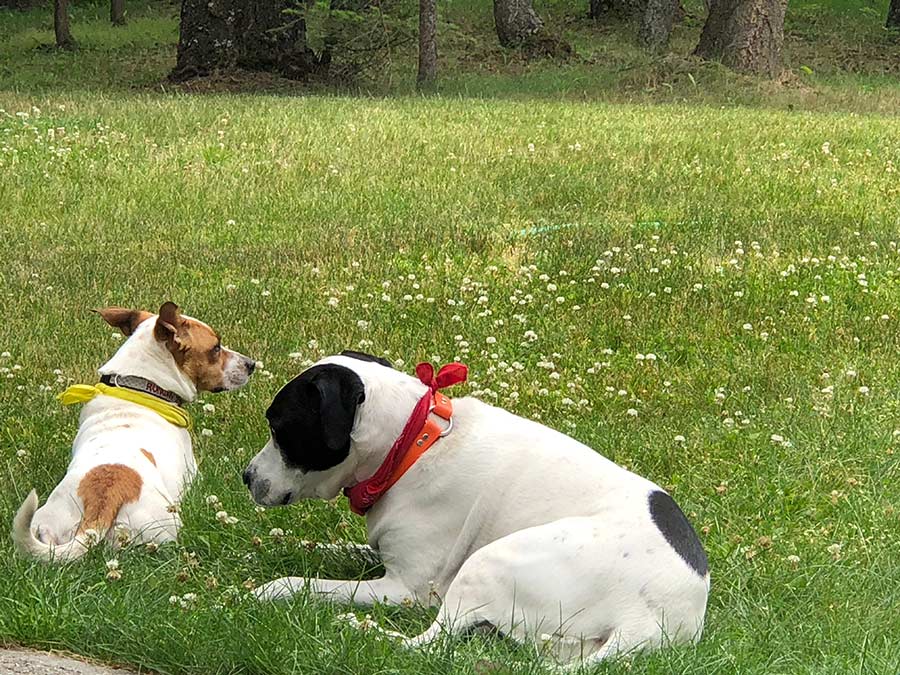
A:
[417,0,437,87]
[110,0,125,25]
[494,0,544,46]
[695,0,786,77]
[54,0,76,50]
[639,0,678,51]
[172,0,328,81]
[888,0,900,29]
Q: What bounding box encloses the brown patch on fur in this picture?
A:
[153,302,230,392]
[140,448,156,466]
[94,307,154,336]
[76,464,143,534]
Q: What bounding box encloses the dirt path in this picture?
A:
[0,649,138,674]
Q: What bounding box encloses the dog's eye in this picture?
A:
[211,344,221,354]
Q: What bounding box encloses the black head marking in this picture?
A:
[648,490,709,577]
[266,364,365,473]
[340,350,394,369]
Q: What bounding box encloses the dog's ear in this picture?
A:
[312,368,365,452]
[154,301,187,350]
[93,307,154,336]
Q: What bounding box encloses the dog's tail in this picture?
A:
[12,490,97,563]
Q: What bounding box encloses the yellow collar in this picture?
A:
[59,382,193,429]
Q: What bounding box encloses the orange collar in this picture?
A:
[344,360,468,515]
[379,391,453,496]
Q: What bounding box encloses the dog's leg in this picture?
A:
[255,575,414,606]
[398,516,677,664]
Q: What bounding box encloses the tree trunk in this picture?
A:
[172,0,328,81]
[417,0,437,88]
[695,0,786,77]
[110,0,125,25]
[54,0,76,50]
[493,0,544,47]
[639,0,677,51]
[888,0,900,29]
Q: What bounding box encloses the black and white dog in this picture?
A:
[243,352,709,664]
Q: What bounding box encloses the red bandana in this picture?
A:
[344,361,468,515]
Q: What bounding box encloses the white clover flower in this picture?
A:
[742,323,753,331]
[269,527,285,538]
[858,386,870,395]
[201,428,213,437]
[206,494,221,506]
[674,435,686,443]
[261,290,271,297]
[556,297,565,304]
[215,510,237,526]
[203,403,215,413]
[106,559,119,571]
[226,283,236,291]
[787,554,800,567]
[0,352,10,358]
[626,408,638,417]
[486,336,497,344]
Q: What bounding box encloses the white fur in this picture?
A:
[246,355,710,665]
[12,314,252,562]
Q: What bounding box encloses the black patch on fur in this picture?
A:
[648,490,708,577]
[266,364,365,473]
[340,350,394,369]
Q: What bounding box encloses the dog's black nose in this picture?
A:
[242,468,253,487]
[245,359,257,375]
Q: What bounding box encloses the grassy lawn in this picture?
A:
[1,1,900,674]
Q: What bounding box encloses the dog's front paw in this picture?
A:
[253,576,307,602]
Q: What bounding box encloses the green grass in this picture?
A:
[1,1,900,674]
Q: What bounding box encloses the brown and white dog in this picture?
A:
[12,302,255,562]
